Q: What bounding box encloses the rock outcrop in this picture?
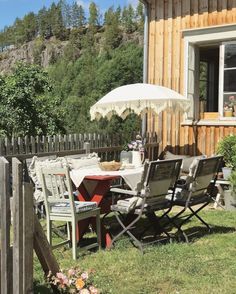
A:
[0,37,68,74]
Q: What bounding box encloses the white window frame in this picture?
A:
[219,41,236,119]
[182,24,236,121]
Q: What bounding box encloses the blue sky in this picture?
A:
[0,0,138,30]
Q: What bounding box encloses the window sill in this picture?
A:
[182,118,236,126]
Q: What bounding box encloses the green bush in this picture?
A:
[229,171,236,193]
[216,135,236,169]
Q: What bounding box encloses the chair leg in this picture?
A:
[189,205,211,231]
[71,221,77,260]
[110,212,143,252]
[47,219,52,245]
[96,212,101,249]
[66,222,71,247]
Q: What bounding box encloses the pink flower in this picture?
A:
[80,289,90,294]
[81,271,89,280]
[89,286,99,294]
[56,272,69,286]
[229,95,235,102]
[68,268,76,277]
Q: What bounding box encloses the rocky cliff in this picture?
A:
[0,37,68,74]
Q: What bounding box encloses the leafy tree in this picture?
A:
[0,63,64,137]
[96,43,143,94]
[0,1,145,137]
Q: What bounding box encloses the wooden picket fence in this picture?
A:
[0,132,159,161]
[0,157,60,294]
[0,157,34,294]
[0,132,159,293]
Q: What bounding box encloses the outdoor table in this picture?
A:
[70,167,143,247]
[213,179,230,209]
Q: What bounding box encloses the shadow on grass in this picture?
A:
[33,280,52,294]
[103,213,236,248]
[176,224,236,243]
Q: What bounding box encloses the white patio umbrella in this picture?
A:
[90,83,190,120]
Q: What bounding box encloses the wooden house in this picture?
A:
[142,0,236,156]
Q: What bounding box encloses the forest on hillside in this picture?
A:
[0,1,144,139]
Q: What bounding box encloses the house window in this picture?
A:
[220,42,236,118]
[183,24,236,121]
[199,47,219,117]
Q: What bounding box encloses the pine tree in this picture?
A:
[78,5,86,28]
[23,12,38,42]
[50,3,65,40]
[88,2,99,28]
[38,6,52,38]
[136,2,144,33]
[104,7,121,51]
[122,5,136,33]
[59,0,72,28]
[71,2,85,28]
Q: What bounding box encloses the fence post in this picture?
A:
[12,158,24,294]
[0,157,12,294]
[23,182,34,293]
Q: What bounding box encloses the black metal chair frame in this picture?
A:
[109,159,182,252]
[171,156,223,242]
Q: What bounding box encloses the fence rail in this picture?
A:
[0,133,159,161]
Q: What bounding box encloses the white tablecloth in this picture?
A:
[70,167,144,190]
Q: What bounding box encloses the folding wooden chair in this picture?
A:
[40,166,101,260]
[171,156,223,242]
[109,159,182,252]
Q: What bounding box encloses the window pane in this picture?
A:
[223,93,236,117]
[199,80,207,100]
[224,43,236,68]
[224,69,236,92]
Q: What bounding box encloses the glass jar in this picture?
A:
[120,150,132,164]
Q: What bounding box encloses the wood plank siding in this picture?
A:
[147,0,236,156]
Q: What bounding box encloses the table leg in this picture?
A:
[213,184,225,209]
[76,179,113,247]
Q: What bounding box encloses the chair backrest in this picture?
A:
[142,159,182,208]
[40,167,76,217]
[190,156,223,199]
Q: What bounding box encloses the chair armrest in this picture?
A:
[110,187,138,196]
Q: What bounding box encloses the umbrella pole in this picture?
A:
[141,113,147,137]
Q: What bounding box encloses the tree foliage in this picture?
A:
[0,63,64,137]
[0,2,145,137]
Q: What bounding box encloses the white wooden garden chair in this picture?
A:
[40,166,101,260]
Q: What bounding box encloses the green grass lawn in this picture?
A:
[33,209,236,294]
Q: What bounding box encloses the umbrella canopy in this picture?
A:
[90,83,190,120]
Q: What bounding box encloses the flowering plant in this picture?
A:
[123,134,145,153]
[224,95,236,111]
[47,267,100,294]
